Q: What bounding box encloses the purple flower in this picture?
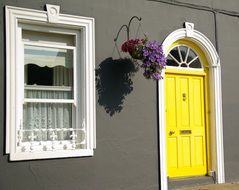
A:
[143,70,151,79]
[121,36,166,80]
[152,72,162,80]
[142,60,151,67]
[143,49,149,56]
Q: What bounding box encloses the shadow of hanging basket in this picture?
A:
[96,57,138,116]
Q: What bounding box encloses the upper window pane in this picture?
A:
[22,30,75,46]
[166,45,202,69]
[24,45,73,69]
[24,45,74,99]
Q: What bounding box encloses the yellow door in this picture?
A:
[166,73,207,178]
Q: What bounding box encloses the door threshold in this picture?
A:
[168,176,215,190]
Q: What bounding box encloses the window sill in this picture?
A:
[10,149,94,161]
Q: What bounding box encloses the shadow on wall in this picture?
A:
[96,58,138,116]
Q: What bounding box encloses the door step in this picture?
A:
[168,176,215,190]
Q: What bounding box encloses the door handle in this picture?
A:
[169,130,175,136]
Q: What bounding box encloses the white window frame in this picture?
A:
[5,5,96,161]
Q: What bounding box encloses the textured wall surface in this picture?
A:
[217,13,239,182]
[0,0,239,189]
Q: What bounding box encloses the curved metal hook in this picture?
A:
[114,24,128,42]
[114,16,142,42]
[127,16,142,40]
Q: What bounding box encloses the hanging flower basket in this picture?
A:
[121,36,166,80]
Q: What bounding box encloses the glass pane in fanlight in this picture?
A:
[181,63,187,67]
[179,45,188,61]
[187,49,197,63]
[169,47,181,63]
[189,57,202,68]
[166,55,179,67]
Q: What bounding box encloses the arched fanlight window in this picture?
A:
[166,45,202,69]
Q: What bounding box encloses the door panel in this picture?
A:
[194,136,204,166]
[179,78,190,127]
[166,77,177,128]
[181,136,191,167]
[168,137,178,168]
[166,74,207,178]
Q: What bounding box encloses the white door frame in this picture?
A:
[158,22,225,190]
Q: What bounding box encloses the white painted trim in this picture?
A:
[158,69,168,190]
[24,85,72,91]
[23,41,76,50]
[10,149,93,161]
[159,25,225,190]
[5,5,12,154]
[20,23,80,36]
[5,5,96,160]
[24,99,75,103]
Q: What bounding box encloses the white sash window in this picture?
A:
[5,6,96,160]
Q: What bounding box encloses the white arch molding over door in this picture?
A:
[158,22,225,190]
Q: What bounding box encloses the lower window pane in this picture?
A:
[23,102,73,138]
[19,102,86,152]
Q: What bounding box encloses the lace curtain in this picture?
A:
[23,66,73,142]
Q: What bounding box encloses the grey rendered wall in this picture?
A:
[0,0,239,190]
[218,14,239,182]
